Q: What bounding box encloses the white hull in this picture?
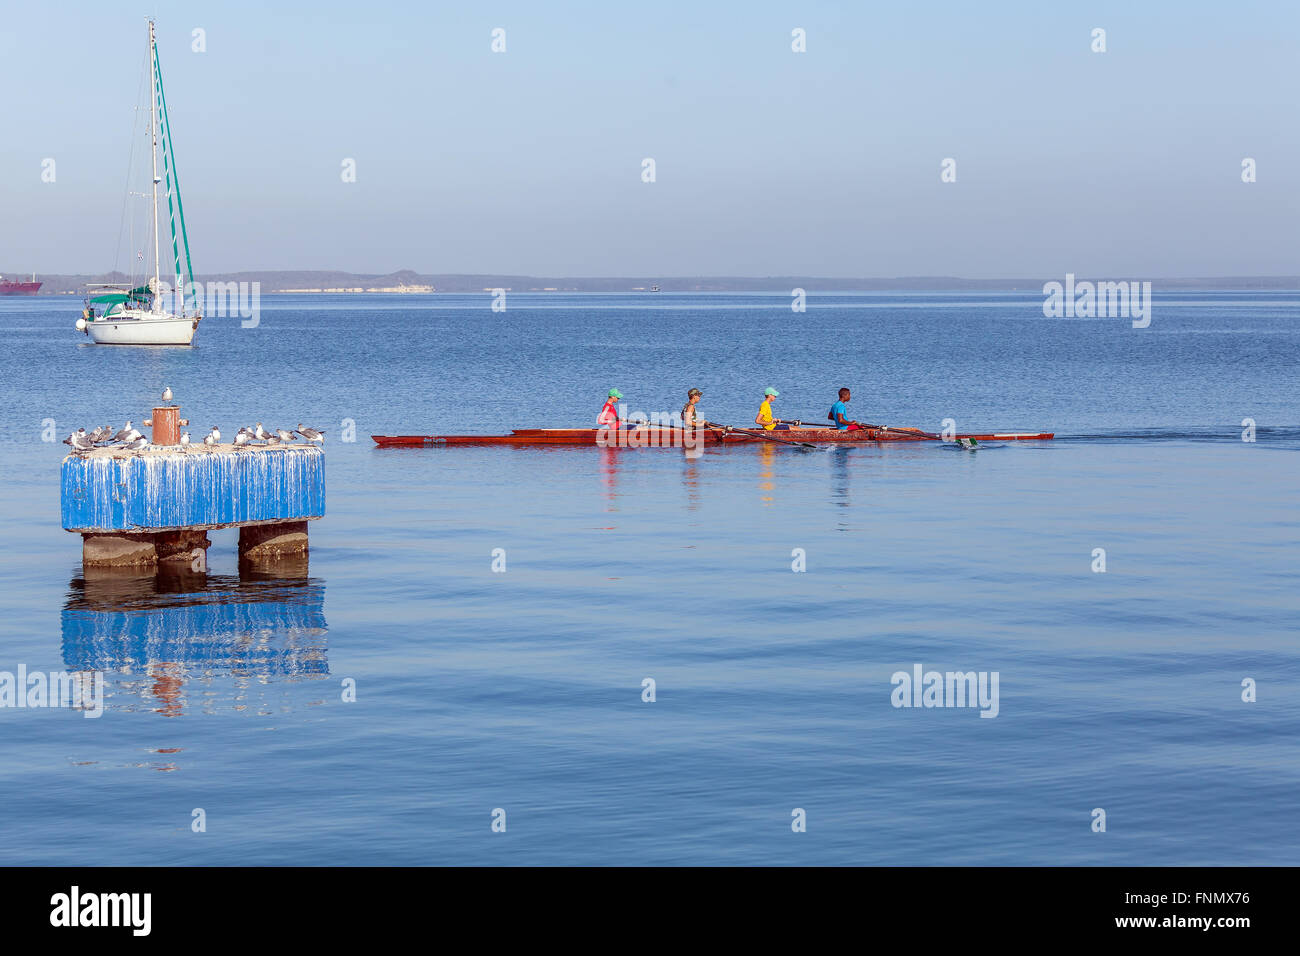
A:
[87,311,197,345]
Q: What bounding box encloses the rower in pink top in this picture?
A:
[598,388,624,427]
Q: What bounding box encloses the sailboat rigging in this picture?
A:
[77,19,202,346]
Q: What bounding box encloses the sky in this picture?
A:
[1,0,1297,277]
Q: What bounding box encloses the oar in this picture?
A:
[809,418,945,440]
[711,424,819,450]
[867,424,943,440]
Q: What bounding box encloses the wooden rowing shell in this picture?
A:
[370,426,1055,447]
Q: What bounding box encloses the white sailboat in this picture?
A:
[77,19,201,346]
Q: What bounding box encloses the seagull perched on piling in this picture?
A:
[162,386,173,403]
[87,425,108,444]
[180,431,191,452]
[254,422,270,441]
[124,436,150,453]
[111,421,135,444]
[64,430,93,454]
[296,423,324,443]
[234,428,252,449]
[204,426,220,449]
[116,423,143,445]
[276,427,295,443]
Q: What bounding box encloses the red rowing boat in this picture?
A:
[371,425,1055,447]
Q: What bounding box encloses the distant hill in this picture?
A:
[13,269,1300,295]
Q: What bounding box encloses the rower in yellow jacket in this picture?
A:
[755,387,790,430]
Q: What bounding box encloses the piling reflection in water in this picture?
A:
[60,557,328,716]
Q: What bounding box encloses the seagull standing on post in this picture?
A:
[162,386,173,404]
[296,423,324,443]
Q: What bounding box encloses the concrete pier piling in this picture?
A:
[62,404,325,568]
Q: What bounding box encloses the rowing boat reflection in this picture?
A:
[61,558,329,716]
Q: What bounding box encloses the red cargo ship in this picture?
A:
[0,274,41,295]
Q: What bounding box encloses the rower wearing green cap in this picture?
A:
[598,389,624,427]
[755,387,789,431]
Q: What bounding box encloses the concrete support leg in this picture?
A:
[82,530,210,569]
[82,533,158,568]
[239,520,309,561]
[155,529,212,569]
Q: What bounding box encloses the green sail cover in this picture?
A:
[153,41,197,314]
[90,288,151,307]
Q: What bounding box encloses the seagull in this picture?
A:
[180,431,191,452]
[254,422,270,441]
[210,425,221,443]
[87,425,108,444]
[234,428,251,449]
[64,431,92,453]
[203,431,217,449]
[124,436,150,453]
[110,421,134,443]
[296,423,324,443]
[265,433,281,445]
[162,386,173,403]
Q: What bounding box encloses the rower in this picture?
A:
[828,387,862,431]
[681,387,710,428]
[598,388,625,428]
[755,387,790,430]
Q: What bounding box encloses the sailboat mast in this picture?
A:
[148,18,161,312]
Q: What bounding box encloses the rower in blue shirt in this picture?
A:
[828,387,862,431]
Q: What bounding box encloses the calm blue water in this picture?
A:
[0,291,1296,865]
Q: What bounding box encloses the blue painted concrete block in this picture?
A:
[61,445,325,533]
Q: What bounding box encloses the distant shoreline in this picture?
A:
[10,270,1300,295]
